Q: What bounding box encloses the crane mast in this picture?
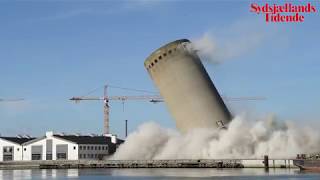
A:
[103,85,110,135]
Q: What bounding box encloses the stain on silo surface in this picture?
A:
[144,39,232,133]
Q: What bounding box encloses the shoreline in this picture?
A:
[0,159,297,170]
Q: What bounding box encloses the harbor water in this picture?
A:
[1,168,320,180]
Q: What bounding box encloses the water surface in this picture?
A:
[1,168,320,180]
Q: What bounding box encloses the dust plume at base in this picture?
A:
[111,115,320,160]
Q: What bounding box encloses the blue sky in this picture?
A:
[0,0,319,138]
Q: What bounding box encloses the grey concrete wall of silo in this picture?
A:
[144,39,232,133]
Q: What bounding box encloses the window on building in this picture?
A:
[3,147,13,153]
[98,146,101,150]
[3,146,13,154]
[83,154,86,158]
[56,153,67,160]
[3,147,14,161]
[91,146,94,150]
[3,155,13,161]
[79,146,82,150]
[83,146,86,150]
[95,146,97,150]
[32,154,41,160]
[46,154,52,160]
[98,154,103,160]
[102,146,105,150]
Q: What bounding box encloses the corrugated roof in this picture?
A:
[116,139,125,145]
[53,135,114,145]
[52,135,124,154]
[0,137,35,145]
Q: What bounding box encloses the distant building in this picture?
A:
[0,132,123,161]
[0,136,35,161]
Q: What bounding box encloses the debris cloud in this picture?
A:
[111,115,320,160]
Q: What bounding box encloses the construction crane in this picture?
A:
[70,85,162,135]
[70,85,266,135]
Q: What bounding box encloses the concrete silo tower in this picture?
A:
[144,39,232,133]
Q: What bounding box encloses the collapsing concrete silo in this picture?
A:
[144,39,232,133]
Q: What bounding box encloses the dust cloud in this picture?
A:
[111,115,320,160]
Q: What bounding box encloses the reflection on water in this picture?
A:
[0,168,320,179]
[0,169,79,180]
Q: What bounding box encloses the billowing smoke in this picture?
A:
[190,31,265,64]
[111,115,320,160]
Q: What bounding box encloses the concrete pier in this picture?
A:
[242,159,294,168]
[0,159,297,170]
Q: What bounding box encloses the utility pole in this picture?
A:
[125,120,128,138]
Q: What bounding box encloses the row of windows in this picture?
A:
[30,153,67,160]
[79,154,107,159]
[22,146,75,151]
[79,145,108,151]
[3,145,107,152]
[31,153,106,160]
[147,48,177,69]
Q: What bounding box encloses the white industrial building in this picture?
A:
[0,132,123,161]
[0,136,35,161]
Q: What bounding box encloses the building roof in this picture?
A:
[53,135,115,145]
[0,137,35,145]
[116,139,125,145]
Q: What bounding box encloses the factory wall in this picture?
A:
[78,144,109,160]
[23,132,78,161]
[0,139,23,161]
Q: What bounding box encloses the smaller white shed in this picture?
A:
[23,132,79,161]
[0,136,35,161]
